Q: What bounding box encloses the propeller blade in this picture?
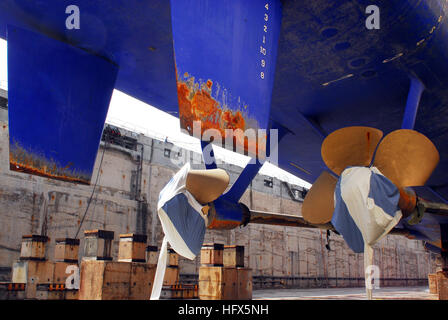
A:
[373,129,439,187]
[321,126,383,176]
[186,169,230,204]
[302,171,338,224]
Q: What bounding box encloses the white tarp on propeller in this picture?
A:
[331,166,402,300]
[150,163,207,300]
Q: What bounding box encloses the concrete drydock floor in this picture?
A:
[253,286,437,300]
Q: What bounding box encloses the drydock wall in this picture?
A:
[0,107,440,288]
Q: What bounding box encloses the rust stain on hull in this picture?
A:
[9,143,90,185]
[10,161,90,184]
[176,71,266,156]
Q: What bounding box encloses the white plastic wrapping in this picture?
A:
[150,163,207,300]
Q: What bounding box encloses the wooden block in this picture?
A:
[83,230,114,261]
[163,266,179,286]
[54,262,78,284]
[54,238,79,263]
[78,260,102,300]
[20,235,48,261]
[146,246,158,265]
[129,263,156,300]
[429,273,438,294]
[200,243,224,266]
[199,266,237,300]
[102,261,132,300]
[223,245,244,268]
[437,271,448,300]
[79,260,131,300]
[168,249,179,267]
[118,234,147,262]
[26,260,54,284]
[78,260,155,300]
[12,260,55,299]
[237,268,252,300]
